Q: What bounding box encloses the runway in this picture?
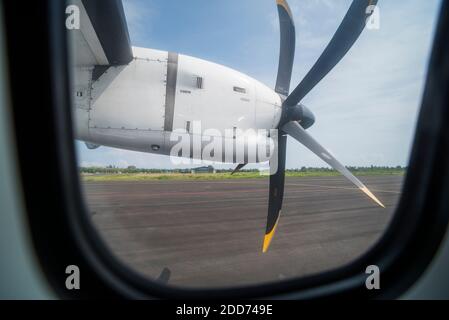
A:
[82,175,403,288]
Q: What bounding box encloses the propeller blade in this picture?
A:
[231,163,247,175]
[282,121,385,208]
[284,0,378,106]
[263,132,287,252]
[275,0,296,97]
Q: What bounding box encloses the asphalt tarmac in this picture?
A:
[82,175,403,288]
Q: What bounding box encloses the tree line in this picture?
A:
[79,165,407,175]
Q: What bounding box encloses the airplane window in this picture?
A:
[69,0,442,289]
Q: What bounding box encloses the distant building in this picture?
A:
[190,165,215,174]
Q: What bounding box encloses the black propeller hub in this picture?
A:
[285,104,315,129]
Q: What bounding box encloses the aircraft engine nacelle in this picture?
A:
[72,47,284,162]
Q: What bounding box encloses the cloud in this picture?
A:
[286,0,441,167]
[122,0,157,45]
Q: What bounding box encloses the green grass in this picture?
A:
[81,169,405,182]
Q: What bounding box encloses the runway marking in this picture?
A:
[89,197,269,211]
[87,188,268,198]
[86,183,400,199]
[84,179,268,187]
[83,176,404,187]
[86,188,382,201]
[285,183,401,194]
[88,188,395,213]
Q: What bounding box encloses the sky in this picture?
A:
[76,0,442,170]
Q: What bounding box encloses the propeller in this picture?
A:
[275,0,296,97]
[282,121,385,208]
[264,132,287,252]
[284,0,379,107]
[263,0,382,252]
[231,163,247,175]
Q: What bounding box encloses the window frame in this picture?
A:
[3,0,449,299]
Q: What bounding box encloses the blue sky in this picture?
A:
[77,0,442,169]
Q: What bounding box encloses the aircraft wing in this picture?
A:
[69,0,133,67]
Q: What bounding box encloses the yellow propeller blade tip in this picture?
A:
[360,186,386,208]
[262,219,280,253]
[276,0,293,19]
